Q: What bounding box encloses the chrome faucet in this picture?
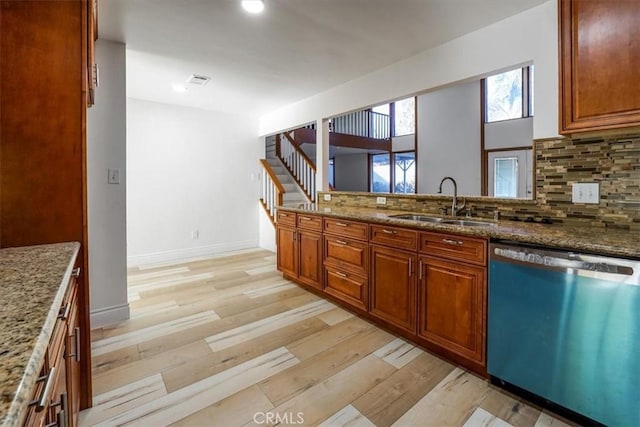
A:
[438,176,466,216]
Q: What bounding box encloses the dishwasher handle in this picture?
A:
[492,247,634,276]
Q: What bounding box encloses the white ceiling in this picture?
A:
[100,0,548,116]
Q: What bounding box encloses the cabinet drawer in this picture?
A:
[297,214,322,231]
[324,235,367,275]
[324,266,368,311]
[419,231,487,266]
[324,218,368,241]
[276,210,296,226]
[370,224,418,251]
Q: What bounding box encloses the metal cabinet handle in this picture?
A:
[300,216,312,221]
[335,222,348,227]
[280,213,288,217]
[409,258,413,277]
[58,303,71,320]
[31,367,56,412]
[335,240,348,245]
[442,238,463,246]
[382,229,397,235]
[69,327,81,362]
[335,271,348,278]
[419,259,423,280]
[71,267,80,278]
[50,392,68,427]
[293,231,297,242]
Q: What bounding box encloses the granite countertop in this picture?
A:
[0,242,80,427]
[278,204,640,259]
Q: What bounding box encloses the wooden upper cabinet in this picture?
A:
[559,0,640,133]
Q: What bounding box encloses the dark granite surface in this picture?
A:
[278,204,640,259]
[0,242,80,427]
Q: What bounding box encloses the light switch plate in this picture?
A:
[572,182,599,204]
[376,196,387,205]
[323,194,331,201]
[108,168,120,184]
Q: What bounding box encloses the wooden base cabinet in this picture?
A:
[276,212,322,290]
[25,269,81,427]
[417,256,486,366]
[369,245,417,334]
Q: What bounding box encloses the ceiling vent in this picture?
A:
[186,74,211,86]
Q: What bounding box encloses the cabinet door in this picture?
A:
[418,256,485,364]
[297,230,322,290]
[324,266,368,311]
[369,245,417,333]
[560,0,640,132]
[276,226,298,278]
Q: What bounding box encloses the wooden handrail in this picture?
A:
[283,131,316,172]
[259,159,286,194]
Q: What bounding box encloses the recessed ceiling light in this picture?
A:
[172,84,188,93]
[242,0,264,14]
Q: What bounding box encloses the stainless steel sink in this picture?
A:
[388,214,444,223]
[440,219,494,227]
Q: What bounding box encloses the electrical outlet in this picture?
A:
[323,193,331,201]
[572,182,599,204]
[191,230,199,239]
[376,196,386,205]
[108,168,120,184]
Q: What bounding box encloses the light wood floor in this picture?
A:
[80,249,575,427]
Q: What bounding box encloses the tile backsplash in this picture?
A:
[319,133,640,230]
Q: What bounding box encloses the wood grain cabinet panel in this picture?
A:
[324,218,368,241]
[276,226,298,279]
[560,0,640,133]
[370,225,418,251]
[369,245,417,333]
[420,231,487,266]
[297,214,322,232]
[324,266,368,311]
[324,235,368,276]
[297,230,323,290]
[417,256,486,365]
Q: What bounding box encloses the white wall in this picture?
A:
[418,81,481,196]
[335,154,369,191]
[127,99,262,265]
[258,204,276,252]
[87,40,129,327]
[259,1,558,140]
[393,134,416,152]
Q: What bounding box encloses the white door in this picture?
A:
[487,149,532,198]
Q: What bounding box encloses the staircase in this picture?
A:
[259,135,311,226]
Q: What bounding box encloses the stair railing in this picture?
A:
[276,133,316,202]
[259,159,285,225]
[331,110,390,139]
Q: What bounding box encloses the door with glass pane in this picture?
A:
[487,149,532,198]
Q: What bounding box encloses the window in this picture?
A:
[370,151,416,194]
[393,97,415,136]
[394,151,415,194]
[370,153,390,193]
[485,66,533,122]
[494,157,519,198]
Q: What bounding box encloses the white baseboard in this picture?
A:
[91,303,130,329]
[127,239,259,267]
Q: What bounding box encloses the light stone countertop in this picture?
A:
[278,204,640,259]
[0,242,80,427]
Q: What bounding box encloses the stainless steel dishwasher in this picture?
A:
[488,242,640,427]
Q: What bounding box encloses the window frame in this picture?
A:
[484,66,534,124]
[368,150,416,194]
